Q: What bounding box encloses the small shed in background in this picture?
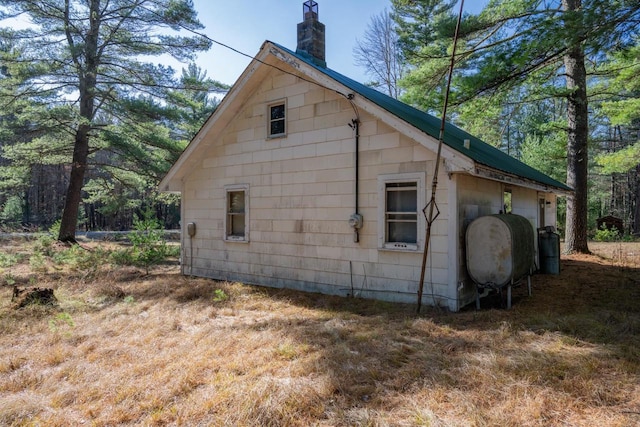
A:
[596,215,624,233]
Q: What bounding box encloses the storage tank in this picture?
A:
[466,214,535,288]
[538,227,560,274]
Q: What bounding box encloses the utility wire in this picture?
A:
[168,17,366,151]
[139,4,353,101]
[206,33,352,101]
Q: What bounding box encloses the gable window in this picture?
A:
[268,102,286,137]
[378,173,425,251]
[224,184,249,242]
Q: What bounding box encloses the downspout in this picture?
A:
[352,118,361,242]
[355,119,359,218]
[347,94,363,242]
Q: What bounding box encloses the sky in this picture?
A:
[190,0,393,86]
[1,0,487,87]
[189,0,488,87]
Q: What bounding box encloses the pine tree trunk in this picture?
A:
[633,164,640,235]
[58,126,89,242]
[57,0,100,242]
[562,0,590,254]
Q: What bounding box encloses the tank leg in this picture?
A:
[527,274,532,296]
[476,285,480,310]
[507,280,512,309]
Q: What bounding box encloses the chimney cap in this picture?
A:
[297,1,325,67]
[303,0,319,20]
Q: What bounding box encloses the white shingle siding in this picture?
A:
[166,45,562,311]
[179,69,454,307]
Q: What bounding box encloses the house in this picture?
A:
[160,1,572,311]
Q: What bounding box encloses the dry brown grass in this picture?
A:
[0,239,639,426]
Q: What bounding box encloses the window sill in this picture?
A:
[224,237,249,243]
[379,243,420,253]
[267,133,286,140]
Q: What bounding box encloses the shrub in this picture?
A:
[48,220,61,239]
[110,248,136,266]
[165,244,181,258]
[0,252,22,268]
[213,289,229,302]
[0,195,23,229]
[29,252,47,273]
[594,224,621,242]
[4,274,16,286]
[113,209,172,274]
[33,234,55,257]
[60,245,108,277]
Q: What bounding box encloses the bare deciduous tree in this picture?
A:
[354,9,406,99]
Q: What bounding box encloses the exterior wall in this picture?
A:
[540,193,558,231]
[511,186,539,226]
[180,69,453,307]
[455,174,558,308]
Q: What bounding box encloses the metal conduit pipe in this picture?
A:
[348,117,363,243]
[343,93,363,243]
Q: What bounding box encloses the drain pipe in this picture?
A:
[348,117,363,242]
[346,93,363,243]
[354,118,359,219]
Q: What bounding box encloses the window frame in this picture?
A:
[224,184,249,243]
[377,172,425,251]
[267,100,287,138]
[503,187,512,214]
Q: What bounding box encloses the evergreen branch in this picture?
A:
[64,0,82,70]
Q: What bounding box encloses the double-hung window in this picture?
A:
[386,182,418,243]
[224,184,249,242]
[378,173,425,251]
[268,101,286,137]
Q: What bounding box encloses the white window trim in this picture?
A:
[224,184,249,243]
[267,99,287,139]
[377,172,426,252]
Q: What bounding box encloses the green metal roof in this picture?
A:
[274,42,572,192]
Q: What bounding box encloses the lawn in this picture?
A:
[1,238,639,426]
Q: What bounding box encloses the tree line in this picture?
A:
[355,0,640,253]
[2,0,639,253]
[0,0,226,239]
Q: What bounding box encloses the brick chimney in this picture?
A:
[296,1,326,67]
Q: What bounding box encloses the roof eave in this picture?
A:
[474,164,573,195]
[160,40,573,199]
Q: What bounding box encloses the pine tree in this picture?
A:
[0,0,212,241]
[392,0,640,253]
